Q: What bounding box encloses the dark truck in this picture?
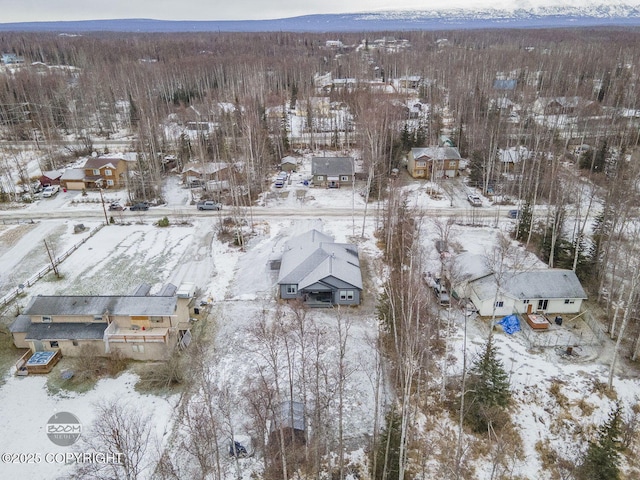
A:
[197,200,222,211]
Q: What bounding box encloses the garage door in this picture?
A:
[65,181,85,190]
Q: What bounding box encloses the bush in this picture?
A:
[157,216,170,227]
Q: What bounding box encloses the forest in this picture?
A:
[1,27,640,479]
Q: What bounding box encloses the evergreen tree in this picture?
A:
[468,150,485,189]
[513,201,533,242]
[464,336,511,432]
[576,402,623,480]
[371,409,401,480]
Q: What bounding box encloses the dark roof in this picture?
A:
[25,322,107,341]
[83,157,122,169]
[311,157,353,176]
[24,295,177,317]
[9,314,31,333]
[278,230,362,290]
[158,283,178,296]
[131,283,152,296]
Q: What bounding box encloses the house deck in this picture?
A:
[16,349,62,375]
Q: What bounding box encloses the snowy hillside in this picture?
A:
[1,1,640,32]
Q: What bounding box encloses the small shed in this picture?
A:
[280,156,298,172]
[269,400,306,447]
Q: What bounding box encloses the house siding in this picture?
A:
[471,293,584,317]
[29,339,106,357]
[280,284,300,300]
[333,289,361,306]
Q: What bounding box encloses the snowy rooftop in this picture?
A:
[24,295,178,317]
[471,269,588,301]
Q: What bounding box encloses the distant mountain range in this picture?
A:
[1,3,640,33]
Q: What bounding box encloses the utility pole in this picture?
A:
[99,188,109,225]
[43,239,59,278]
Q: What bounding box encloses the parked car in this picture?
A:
[507,209,520,219]
[41,185,60,198]
[130,202,149,211]
[197,200,223,211]
[433,286,451,306]
[274,172,287,188]
[108,202,126,211]
[467,194,482,207]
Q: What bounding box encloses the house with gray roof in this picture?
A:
[311,157,354,188]
[10,283,194,365]
[466,269,587,317]
[407,147,461,180]
[277,229,362,307]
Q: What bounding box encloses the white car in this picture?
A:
[467,194,482,207]
[41,185,60,198]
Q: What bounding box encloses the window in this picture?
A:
[42,315,52,323]
[495,301,504,308]
[132,344,145,353]
[416,161,426,167]
[92,168,100,175]
[286,285,297,295]
[523,299,529,304]
[564,299,575,304]
[150,316,163,323]
[316,175,324,181]
[104,169,112,176]
[538,299,548,310]
[341,175,349,182]
[50,341,59,348]
[340,290,355,301]
[106,179,114,186]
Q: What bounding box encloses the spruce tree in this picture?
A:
[465,336,511,432]
[577,403,623,480]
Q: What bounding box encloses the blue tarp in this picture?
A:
[498,315,521,335]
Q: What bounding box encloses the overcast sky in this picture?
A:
[2,0,593,23]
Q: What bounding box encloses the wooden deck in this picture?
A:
[15,350,62,375]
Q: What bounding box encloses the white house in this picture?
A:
[466,269,587,317]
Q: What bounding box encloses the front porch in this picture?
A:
[302,291,334,308]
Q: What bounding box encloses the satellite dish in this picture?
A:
[91,151,98,157]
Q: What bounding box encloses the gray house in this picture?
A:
[311,157,354,188]
[277,229,362,307]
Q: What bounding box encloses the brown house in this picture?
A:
[83,156,129,189]
[407,147,461,180]
[10,283,195,372]
[181,161,230,187]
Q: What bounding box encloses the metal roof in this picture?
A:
[25,322,107,341]
[24,295,177,317]
[272,401,305,432]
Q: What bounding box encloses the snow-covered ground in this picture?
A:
[0,168,639,479]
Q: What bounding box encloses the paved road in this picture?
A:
[0,202,515,222]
